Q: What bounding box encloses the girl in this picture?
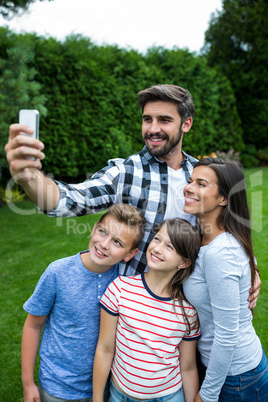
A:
[93,218,201,402]
[183,157,268,402]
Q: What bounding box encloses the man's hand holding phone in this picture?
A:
[5,110,45,185]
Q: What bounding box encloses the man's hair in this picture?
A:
[137,84,195,123]
[99,203,146,249]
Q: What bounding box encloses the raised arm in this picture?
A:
[179,340,199,402]
[21,313,47,402]
[5,124,60,210]
[93,308,118,402]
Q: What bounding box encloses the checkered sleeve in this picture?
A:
[43,159,126,217]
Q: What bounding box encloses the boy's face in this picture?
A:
[87,215,138,273]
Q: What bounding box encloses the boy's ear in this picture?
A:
[177,258,191,270]
[124,248,139,262]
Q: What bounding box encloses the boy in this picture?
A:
[21,204,146,402]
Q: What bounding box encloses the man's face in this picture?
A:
[142,101,189,160]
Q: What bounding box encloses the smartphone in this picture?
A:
[19,109,39,140]
[19,109,39,160]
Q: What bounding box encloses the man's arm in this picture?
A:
[93,309,118,402]
[21,313,47,402]
[5,124,60,210]
[179,340,199,402]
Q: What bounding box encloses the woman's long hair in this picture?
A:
[154,218,201,334]
[194,157,257,289]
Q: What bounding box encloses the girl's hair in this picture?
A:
[154,218,201,334]
[194,157,257,289]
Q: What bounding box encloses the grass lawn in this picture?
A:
[245,167,268,350]
[0,166,267,400]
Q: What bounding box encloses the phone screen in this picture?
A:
[19,109,39,140]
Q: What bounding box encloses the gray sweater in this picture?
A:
[183,232,262,402]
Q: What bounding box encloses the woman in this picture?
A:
[183,157,268,402]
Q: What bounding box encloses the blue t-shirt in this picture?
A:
[23,251,118,399]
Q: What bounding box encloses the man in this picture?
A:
[5,84,261,304]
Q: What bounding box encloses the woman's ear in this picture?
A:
[177,258,191,270]
[219,197,228,206]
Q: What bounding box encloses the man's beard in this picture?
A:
[143,126,183,158]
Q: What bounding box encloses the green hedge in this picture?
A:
[0,28,244,182]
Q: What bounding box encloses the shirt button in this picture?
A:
[99,274,102,277]
[98,296,100,299]
[98,285,101,288]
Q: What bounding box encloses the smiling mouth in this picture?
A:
[149,138,165,143]
[151,253,163,262]
[144,134,168,142]
[95,247,107,257]
[184,196,198,204]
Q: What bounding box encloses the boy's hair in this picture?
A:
[154,218,201,334]
[98,203,146,249]
[137,84,195,123]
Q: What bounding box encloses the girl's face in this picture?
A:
[183,166,227,218]
[146,224,187,275]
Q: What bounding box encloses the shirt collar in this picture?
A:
[141,146,197,168]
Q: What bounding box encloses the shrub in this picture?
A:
[215,149,240,163]
[0,185,26,204]
[0,29,246,182]
[240,145,259,168]
[256,148,268,165]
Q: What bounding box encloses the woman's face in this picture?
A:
[183,166,227,218]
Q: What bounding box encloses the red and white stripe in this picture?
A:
[100,275,200,398]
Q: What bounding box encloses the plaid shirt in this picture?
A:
[46,147,197,276]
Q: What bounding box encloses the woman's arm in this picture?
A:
[179,340,199,402]
[194,392,204,402]
[21,313,47,402]
[93,308,118,402]
[200,246,242,401]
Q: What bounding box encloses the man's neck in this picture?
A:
[159,149,185,171]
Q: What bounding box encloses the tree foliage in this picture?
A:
[0,0,53,18]
[0,27,244,182]
[144,47,243,157]
[0,28,47,172]
[203,0,268,148]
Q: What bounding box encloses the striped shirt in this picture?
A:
[100,274,201,398]
[44,147,197,277]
